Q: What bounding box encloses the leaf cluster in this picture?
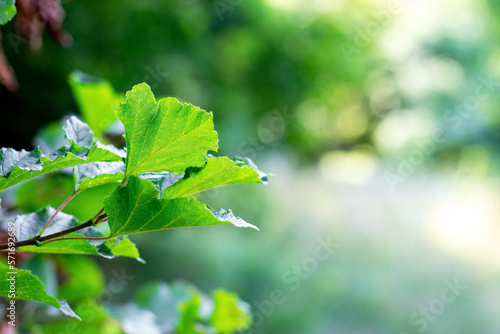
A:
[0,81,267,326]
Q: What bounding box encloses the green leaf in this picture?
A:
[0,117,123,193]
[163,156,267,199]
[116,83,218,176]
[69,71,123,141]
[0,261,58,307]
[0,0,16,25]
[16,207,141,260]
[104,176,257,238]
[0,261,79,319]
[42,300,124,334]
[211,290,252,332]
[176,289,204,334]
[101,237,142,260]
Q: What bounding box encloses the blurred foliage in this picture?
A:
[1,0,498,175]
[0,0,381,159]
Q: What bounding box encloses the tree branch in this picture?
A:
[0,214,107,250]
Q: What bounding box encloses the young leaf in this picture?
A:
[69,71,123,141]
[104,176,257,238]
[116,83,218,176]
[0,0,16,25]
[0,261,80,319]
[163,156,267,199]
[0,117,123,192]
[15,207,141,260]
[210,290,252,332]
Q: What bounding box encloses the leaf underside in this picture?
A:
[0,116,123,193]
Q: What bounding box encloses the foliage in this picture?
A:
[41,282,251,334]
[0,79,265,332]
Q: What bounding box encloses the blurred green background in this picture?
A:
[2,0,500,332]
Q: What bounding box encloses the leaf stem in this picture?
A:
[36,190,78,237]
[40,235,112,245]
[121,175,129,186]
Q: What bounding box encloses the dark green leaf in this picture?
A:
[116,83,218,176]
[104,176,257,238]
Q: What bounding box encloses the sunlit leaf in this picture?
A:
[104,176,257,238]
[163,156,267,199]
[211,290,252,332]
[116,83,218,176]
[176,289,204,334]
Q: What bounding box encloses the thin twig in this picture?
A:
[36,190,78,237]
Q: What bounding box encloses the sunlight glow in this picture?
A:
[320,150,377,184]
[426,187,500,263]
